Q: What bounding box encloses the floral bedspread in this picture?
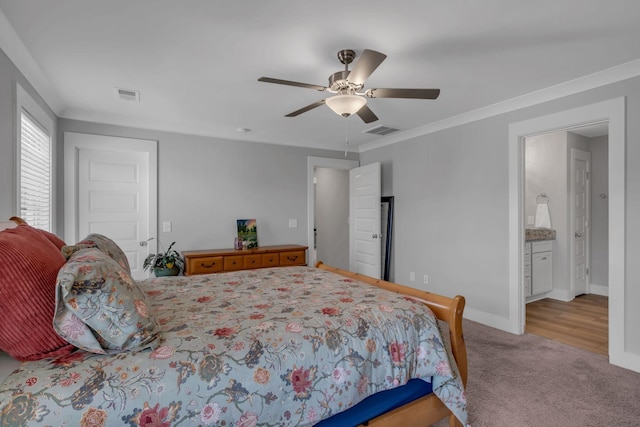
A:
[0,266,467,426]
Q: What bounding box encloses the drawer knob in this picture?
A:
[200,262,216,268]
[287,255,298,261]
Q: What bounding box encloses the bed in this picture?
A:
[0,218,468,427]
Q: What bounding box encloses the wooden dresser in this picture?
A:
[182,244,308,276]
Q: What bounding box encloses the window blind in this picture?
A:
[20,111,52,231]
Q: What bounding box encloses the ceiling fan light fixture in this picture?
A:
[325,94,366,117]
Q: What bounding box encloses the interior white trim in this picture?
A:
[589,284,609,297]
[508,97,638,372]
[360,59,640,153]
[307,156,359,268]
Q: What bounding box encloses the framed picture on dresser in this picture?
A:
[236,218,258,248]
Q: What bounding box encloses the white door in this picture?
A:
[571,148,591,296]
[349,162,381,278]
[64,133,158,280]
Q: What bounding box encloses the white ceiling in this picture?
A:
[1,1,638,152]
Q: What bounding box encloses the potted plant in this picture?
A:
[143,242,184,277]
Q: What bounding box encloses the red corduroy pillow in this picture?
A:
[0,224,76,361]
[38,229,66,249]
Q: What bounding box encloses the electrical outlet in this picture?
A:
[162,221,172,232]
[288,219,297,228]
[409,272,415,282]
[423,274,429,284]
[528,216,535,225]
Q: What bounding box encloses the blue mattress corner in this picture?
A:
[314,378,434,426]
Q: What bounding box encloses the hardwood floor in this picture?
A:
[525,294,608,355]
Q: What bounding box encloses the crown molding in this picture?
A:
[0,9,64,114]
[359,58,640,153]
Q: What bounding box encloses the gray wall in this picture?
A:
[57,119,356,254]
[525,131,568,298]
[360,75,640,357]
[524,132,566,229]
[315,167,349,270]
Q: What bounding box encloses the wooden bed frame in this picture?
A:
[316,262,467,427]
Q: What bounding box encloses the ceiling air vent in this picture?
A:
[363,125,399,136]
[114,87,140,102]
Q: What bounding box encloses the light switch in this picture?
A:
[527,216,535,225]
[288,219,297,228]
[162,221,172,232]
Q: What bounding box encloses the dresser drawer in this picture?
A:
[279,250,306,266]
[224,255,244,271]
[183,245,308,275]
[262,253,279,267]
[243,254,263,269]
[188,256,223,275]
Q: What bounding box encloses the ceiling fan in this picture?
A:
[258,49,440,123]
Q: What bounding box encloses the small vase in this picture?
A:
[154,266,180,277]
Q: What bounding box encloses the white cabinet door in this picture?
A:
[531,251,553,295]
[524,243,532,297]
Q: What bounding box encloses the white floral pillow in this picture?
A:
[61,233,132,276]
[53,247,160,354]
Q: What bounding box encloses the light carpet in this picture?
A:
[432,319,640,427]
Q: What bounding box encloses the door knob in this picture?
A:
[575,232,582,238]
[140,237,155,246]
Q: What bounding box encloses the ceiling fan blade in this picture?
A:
[356,104,379,123]
[285,99,327,117]
[367,88,440,99]
[347,49,387,85]
[258,77,327,91]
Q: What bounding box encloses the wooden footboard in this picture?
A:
[315,262,467,427]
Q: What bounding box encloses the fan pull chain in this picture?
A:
[344,118,349,157]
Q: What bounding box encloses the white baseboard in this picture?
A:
[463,307,518,334]
[610,350,640,374]
[546,288,573,302]
[589,283,609,296]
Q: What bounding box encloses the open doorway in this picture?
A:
[306,157,358,268]
[314,167,350,270]
[508,97,633,371]
[523,124,609,355]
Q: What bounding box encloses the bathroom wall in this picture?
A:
[525,131,569,298]
[525,130,608,298]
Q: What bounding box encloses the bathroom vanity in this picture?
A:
[524,229,555,300]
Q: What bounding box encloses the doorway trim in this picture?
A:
[307,156,358,268]
[508,97,636,371]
